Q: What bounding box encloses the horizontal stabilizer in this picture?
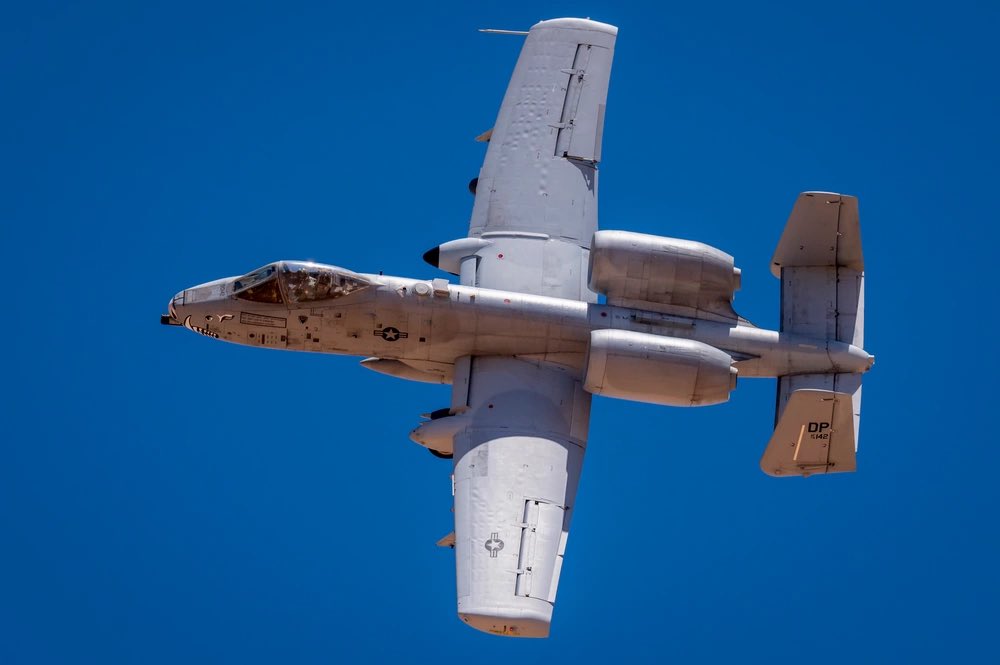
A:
[761,385,858,477]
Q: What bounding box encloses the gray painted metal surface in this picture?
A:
[163,17,875,638]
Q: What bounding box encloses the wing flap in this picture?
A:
[553,44,612,162]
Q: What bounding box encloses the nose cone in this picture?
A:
[161,291,185,326]
[162,276,240,333]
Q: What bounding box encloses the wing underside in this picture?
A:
[451,356,591,637]
[469,18,616,243]
[445,18,612,638]
[463,18,617,301]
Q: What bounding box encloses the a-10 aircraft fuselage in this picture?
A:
[167,260,872,381]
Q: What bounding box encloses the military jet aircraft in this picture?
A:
[163,18,874,638]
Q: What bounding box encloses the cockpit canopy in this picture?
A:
[233,261,370,305]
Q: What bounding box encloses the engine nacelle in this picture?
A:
[584,330,737,407]
[588,230,741,319]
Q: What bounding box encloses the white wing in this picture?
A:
[465,18,617,301]
[450,356,590,637]
[443,18,616,637]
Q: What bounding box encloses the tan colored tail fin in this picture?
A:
[761,374,862,477]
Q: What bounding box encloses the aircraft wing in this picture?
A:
[439,18,615,638]
[464,18,617,300]
[450,356,591,637]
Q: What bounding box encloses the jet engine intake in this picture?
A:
[588,230,741,319]
[584,330,737,406]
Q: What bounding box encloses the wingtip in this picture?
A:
[531,18,618,36]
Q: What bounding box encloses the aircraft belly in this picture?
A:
[249,285,859,380]
[425,295,588,362]
[360,281,864,379]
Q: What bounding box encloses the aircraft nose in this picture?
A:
[162,277,233,327]
[161,291,185,326]
[170,291,183,318]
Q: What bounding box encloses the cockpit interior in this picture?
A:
[232,261,370,305]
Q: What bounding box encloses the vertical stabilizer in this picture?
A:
[761,380,860,477]
[772,192,864,346]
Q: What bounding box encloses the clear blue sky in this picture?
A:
[3,1,998,663]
